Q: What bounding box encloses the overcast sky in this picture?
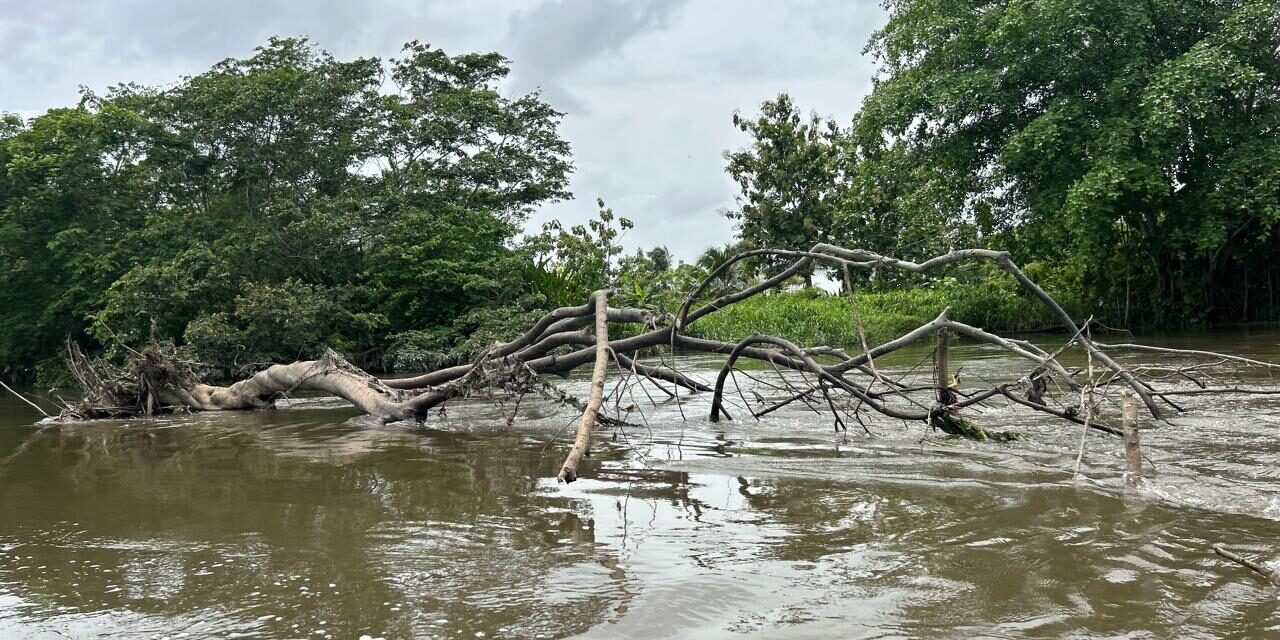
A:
[1,0,886,261]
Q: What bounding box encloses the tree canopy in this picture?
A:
[0,37,572,381]
[723,94,843,286]
[725,0,1279,324]
[853,0,1280,323]
[5,3,1278,384]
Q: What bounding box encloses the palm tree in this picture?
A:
[696,242,762,289]
[695,243,736,273]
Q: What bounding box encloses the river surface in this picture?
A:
[2,330,1279,639]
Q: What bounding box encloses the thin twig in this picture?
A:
[0,379,50,418]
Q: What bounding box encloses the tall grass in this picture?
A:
[687,278,1079,347]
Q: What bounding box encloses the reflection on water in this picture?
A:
[1,331,1279,638]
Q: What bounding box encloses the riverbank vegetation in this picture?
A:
[2,0,1277,386]
[688,278,1079,349]
[1,38,574,384]
[687,0,1280,348]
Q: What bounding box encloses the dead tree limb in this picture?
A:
[557,290,611,483]
[708,333,927,423]
[711,334,835,423]
[1214,545,1280,586]
[680,245,1160,419]
[58,243,1280,483]
[1,378,50,418]
[1096,343,1280,371]
[1122,390,1143,487]
[385,307,656,389]
[809,245,1161,419]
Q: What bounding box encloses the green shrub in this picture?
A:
[384,297,548,372]
[183,280,337,379]
[687,277,1082,348]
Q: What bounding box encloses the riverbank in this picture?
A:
[687,280,1081,347]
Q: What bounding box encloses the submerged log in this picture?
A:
[64,346,450,423]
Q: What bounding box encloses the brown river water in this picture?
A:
[1,331,1279,639]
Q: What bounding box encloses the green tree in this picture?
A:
[854,0,1280,325]
[645,246,672,273]
[0,104,153,380]
[0,37,575,381]
[92,37,385,356]
[524,199,633,307]
[724,94,843,286]
[362,41,572,339]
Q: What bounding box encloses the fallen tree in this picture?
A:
[51,245,1280,482]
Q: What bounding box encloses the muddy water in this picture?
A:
[1,331,1279,639]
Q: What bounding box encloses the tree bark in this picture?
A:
[1122,390,1142,487]
[557,290,610,483]
[158,353,423,422]
[935,328,954,405]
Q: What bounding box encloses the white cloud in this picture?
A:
[0,0,887,261]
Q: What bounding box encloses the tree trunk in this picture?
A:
[1242,261,1249,323]
[1122,390,1142,488]
[557,290,610,483]
[935,328,954,405]
[158,352,433,423]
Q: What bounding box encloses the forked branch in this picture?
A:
[57,244,1280,484]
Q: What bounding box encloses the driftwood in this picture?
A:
[1121,390,1143,488]
[558,290,610,482]
[56,244,1280,483]
[1214,545,1280,586]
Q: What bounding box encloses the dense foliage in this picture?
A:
[723,95,844,286]
[689,279,1080,349]
[725,0,1279,325]
[0,38,571,382]
[5,2,1277,384]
